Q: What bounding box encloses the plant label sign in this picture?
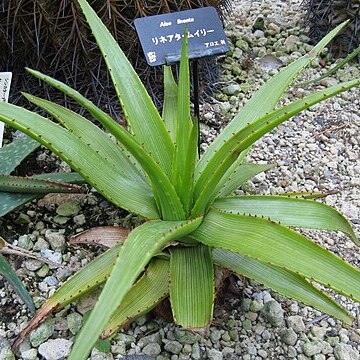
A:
[0,72,12,147]
[135,7,229,66]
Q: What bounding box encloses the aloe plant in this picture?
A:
[0,1,359,358]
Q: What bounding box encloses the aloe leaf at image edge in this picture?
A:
[0,135,40,175]
[0,254,35,313]
[213,195,358,244]
[0,1,358,358]
[0,172,85,217]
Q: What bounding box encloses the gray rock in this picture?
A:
[25,259,42,271]
[56,202,81,216]
[287,315,305,333]
[174,330,201,344]
[116,333,136,346]
[235,39,249,52]
[29,319,55,347]
[207,348,223,360]
[45,230,66,251]
[53,215,69,225]
[67,312,82,335]
[223,84,240,96]
[334,343,360,360]
[284,35,300,53]
[90,348,114,360]
[40,249,62,269]
[33,238,49,251]
[302,340,323,357]
[76,289,100,314]
[138,333,161,348]
[142,343,161,357]
[38,339,72,360]
[280,328,298,346]
[258,55,283,71]
[210,329,222,342]
[18,235,33,250]
[122,356,154,360]
[261,300,284,326]
[191,343,201,360]
[74,214,86,225]
[253,15,265,30]
[20,348,38,360]
[250,299,264,312]
[164,340,182,354]
[0,337,11,352]
[0,348,15,360]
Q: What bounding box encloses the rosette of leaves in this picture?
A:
[0,1,359,358]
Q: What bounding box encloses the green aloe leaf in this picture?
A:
[212,249,353,323]
[170,245,214,328]
[191,78,360,217]
[196,21,349,179]
[102,258,169,338]
[171,34,194,212]
[217,162,275,197]
[0,175,84,194]
[23,72,185,220]
[191,209,360,303]
[0,102,159,219]
[300,45,360,86]
[162,66,178,143]
[0,253,35,313]
[12,244,122,349]
[69,217,203,360]
[0,135,40,175]
[213,196,358,245]
[0,172,85,217]
[77,0,174,177]
[23,93,147,185]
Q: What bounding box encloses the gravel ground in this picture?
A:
[1,0,360,359]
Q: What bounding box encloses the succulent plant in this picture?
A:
[0,1,359,359]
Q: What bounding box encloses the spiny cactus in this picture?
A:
[304,0,360,57]
[0,0,231,114]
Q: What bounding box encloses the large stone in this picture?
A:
[45,230,66,252]
[302,340,323,357]
[207,348,223,360]
[0,348,15,360]
[56,202,81,217]
[138,333,161,348]
[38,339,72,360]
[66,312,83,335]
[280,328,298,346]
[287,315,305,333]
[90,348,114,360]
[20,348,38,360]
[261,300,284,327]
[29,319,55,347]
[334,343,360,360]
[142,343,161,357]
[174,330,201,344]
[164,340,182,354]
